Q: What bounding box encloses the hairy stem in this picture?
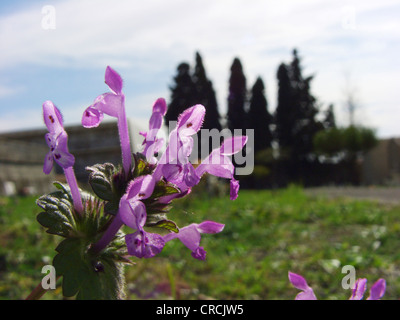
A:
[117,95,132,178]
[64,166,84,215]
[91,212,123,254]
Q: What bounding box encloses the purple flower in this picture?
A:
[153,104,205,187]
[140,98,167,164]
[163,221,225,260]
[196,135,247,200]
[230,178,240,201]
[42,101,74,174]
[367,278,386,300]
[349,278,386,300]
[119,175,165,258]
[125,229,165,259]
[82,66,132,177]
[288,272,317,300]
[289,271,386,300]
[349,278,367,300]
[81,66,124,128]
[42,101,83,214]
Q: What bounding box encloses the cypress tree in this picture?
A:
[323,104,336,129]
[247,77,273,153]
[165,62,197,127]
[192,52,222,155]
[275,62,295,151]
[274,49,324,184]
[227,58,247,133]
[275,49,322,162]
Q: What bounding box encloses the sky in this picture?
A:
[0,0,399,138]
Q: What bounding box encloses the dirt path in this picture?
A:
[305,186,400,205]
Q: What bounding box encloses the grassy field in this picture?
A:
[1,185,400,300]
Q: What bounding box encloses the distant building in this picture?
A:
[0,138,54,196]
[361,137,400,185]
[0,119,146,195]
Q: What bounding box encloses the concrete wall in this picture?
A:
[0,118,146,195]
[0,138,55,195]
[361,138,400,186]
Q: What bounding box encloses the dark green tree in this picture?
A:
[323,104,336,129]
[275,49,323,163]
[274,49,325,185]
[289,49,322,161]
[313,125,378,184]
[165,62,197,127]
[227,58,247,133]
[274,62,294,151]
[247,77,273,153]
[192,52,222,155]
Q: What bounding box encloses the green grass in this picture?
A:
[1,185,400,300]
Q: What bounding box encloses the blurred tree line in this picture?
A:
[165,49,377,188]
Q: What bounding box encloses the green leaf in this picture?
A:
[87,163,117,201]
[36,191,76,237]
[150,180,180,199]
[132,158,147,177]
[104,201,119,216]
[53,238,126,300]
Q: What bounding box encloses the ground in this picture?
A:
[305,186,400,205]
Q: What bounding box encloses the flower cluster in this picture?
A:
[42,66,247,262]
[288,271,386,300]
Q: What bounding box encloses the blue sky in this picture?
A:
[0,0,399,138]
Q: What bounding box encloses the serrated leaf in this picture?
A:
[53,238,83,296]
[91,177,113,201]
[53,238,126,300]
[36,191,76,237]
[37,211,73,237]
[87,163,116,201]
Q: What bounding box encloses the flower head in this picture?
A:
[82,66,124,128]
[196,135,247,200]
[119,175,165,258]
[42,100,83,214]
[349,278,386,300]
[349,278,367,300]
[367,278,386,300]
[82,66,132,176]
[163,221,225,260]
[288,272,317,300]
[289,271,386,300]
[140,98,167,164]
[152,104,205,187]
[42,101,75,174]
